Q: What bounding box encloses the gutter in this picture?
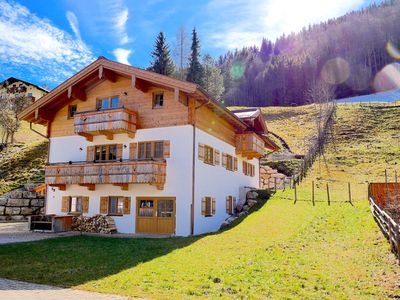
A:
[29,122,49,139]
[190,99,211,236]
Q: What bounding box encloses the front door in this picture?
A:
[136,197,176,234]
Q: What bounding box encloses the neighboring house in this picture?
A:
[0,77,48,101]
[19,57,278,236]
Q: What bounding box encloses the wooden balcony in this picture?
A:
[45,160,166,190]
[235,132,265,159]
[74,107,137,141]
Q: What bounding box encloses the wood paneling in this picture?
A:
[235,132,265,159]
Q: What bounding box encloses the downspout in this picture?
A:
[191,99,210,235]
[29,122,49,139]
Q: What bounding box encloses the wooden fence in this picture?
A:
[369,195,400,264]
[369,182,400,208]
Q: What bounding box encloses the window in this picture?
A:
[204,145,214,165]
[138,141,164,160]
[226,154,233,171]
[68,105,77,119]
[153,93,164,108]
[243,161,255,177]
[96,96,119,110]
[226,196,235,215]
[202,197,216,217]
[27,92,33,97]
[70,197,83,213]
[95,144,117,161]
[108,196,124,215]
[157,199,174,217]
[138,200,154,217]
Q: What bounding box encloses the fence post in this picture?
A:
[312,180,315,206]
[385,169,389,205]
[396,171,399,204]
[397,224,400,265]
[326,183,330,206]
[348,182,353,206]
[388,220,394,252]
[294,184,297,205]
[274,177,277,192]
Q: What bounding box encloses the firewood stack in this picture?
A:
[72,215,117,234]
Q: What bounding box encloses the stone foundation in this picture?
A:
[0,184,45,221]
[260,166,292,190]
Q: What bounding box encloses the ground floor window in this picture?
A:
[202,197,216,217]
[100,196,131,215]
[61,196,89,214]
[70,197,82,213]
[109,196,124,215]
[226,196,235,215]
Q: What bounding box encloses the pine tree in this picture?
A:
[186,27,203,85]
[149,32,175,76]
[201,54,224,102]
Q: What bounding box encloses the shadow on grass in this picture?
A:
[0,190,273,288]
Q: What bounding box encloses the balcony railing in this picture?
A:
[74,107,137,140]
[235,132,265,159]
[45,159,166,190]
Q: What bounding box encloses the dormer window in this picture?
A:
[97,96,119,110]
[153,93,164,108]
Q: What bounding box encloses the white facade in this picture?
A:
[47,125,260,236]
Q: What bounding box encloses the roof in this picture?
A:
[0,77,49,93]
[336,89,400,103]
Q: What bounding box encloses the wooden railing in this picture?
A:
[369,195,400,264]
[45,160,166,186]
[235,132,265,159]
[74,107,137,139]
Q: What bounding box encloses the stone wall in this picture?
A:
[0,184,45,221]
[260,166,292,190]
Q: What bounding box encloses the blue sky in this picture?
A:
[0,0,381,89]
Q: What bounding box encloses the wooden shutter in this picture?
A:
[201,197,206,216]
[232,197,236,213]
[163,140,171,158]
[86,146,95,161]
[61,196,70,212]
[123,197,131,214]
[226,196,230,214]
[198,143,205,161]
[82,197,89,213]
[100,197,108,214]
[233,157,238,171]
[116,144,123,160]
[222,153,227,168]
[214,149,220,165]
[211,198,216,215]
[129,143,137,160]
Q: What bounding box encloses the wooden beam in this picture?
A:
[113,183,129,191]
[99,130,114,140]
[34,108,54,121]
[68,85,87,101]
[131,74,136,88]
[67,86,72,99]
[134,78,149,93]
[77,132,93,142]
[103,69,117,83]
[79,183,95,191]
[49,184,66,191]
[99,65,103,79]
[174,87,180,102]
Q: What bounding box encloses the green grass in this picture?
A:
[0,194,397,298]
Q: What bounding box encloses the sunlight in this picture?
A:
[320,57,350,85]
[373,63,400,92]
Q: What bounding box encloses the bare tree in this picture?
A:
[173,25,190,80]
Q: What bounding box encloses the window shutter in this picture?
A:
[100,197,108,214]
[61,196,70,213]
[234,157,238,171]
[222,153,227,168]
[163,140,171,158]
[214,149,220,165]
[123,197,131,214]
[198,143,205,161]
[232,196,236,213]
[86,146,95,161]
[82,196,89,213]
[211,198,216,215]
[226,196,230,214]
[116,144,123,160]
[129,143,137,160]
[201,197,206,216]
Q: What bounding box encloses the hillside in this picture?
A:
[0,103,398,298]
[0,122,47,195]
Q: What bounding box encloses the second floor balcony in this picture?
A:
[45,159,166,190]
[235,132,265,159]
[74,107,137,141]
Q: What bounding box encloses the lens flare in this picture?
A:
[386,41,400,60]
[373,63,400,92]
[321,57,350,85]
[346,64,372,91]
[230,62,245,80]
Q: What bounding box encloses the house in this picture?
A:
[0,77,48,101]
[18,57,278,236]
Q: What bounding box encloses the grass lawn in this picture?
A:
[0,194,398,299]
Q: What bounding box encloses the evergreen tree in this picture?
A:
[149,32,175,76]
[201,54,224,102]
[186,27,203,85]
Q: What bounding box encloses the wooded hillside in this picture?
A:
[219,0,400,106]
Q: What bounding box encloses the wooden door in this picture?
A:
[136,198,175,234]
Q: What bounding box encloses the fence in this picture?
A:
[369,182,400,208]
[369,195,400,264]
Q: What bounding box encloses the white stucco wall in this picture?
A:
[193,127,259,235]
[47,125,193,236]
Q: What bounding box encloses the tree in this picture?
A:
[260,38,272,62]
[201,54,225,102]
[173,25,190,80]
[186,27,203,85]
[148,32,175,76]
[0,94,31,144]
